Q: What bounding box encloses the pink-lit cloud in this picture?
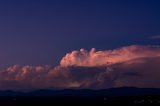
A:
[0,45,160,90]
[60,45,160,67]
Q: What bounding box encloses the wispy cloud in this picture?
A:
[148,35,160,39]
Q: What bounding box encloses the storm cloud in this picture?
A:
[60,45,160,66]
[0,45,160,90]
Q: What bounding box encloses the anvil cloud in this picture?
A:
[0,45,160,90]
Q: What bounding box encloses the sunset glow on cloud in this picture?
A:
[60,45,160,67]
[0,45,160,90]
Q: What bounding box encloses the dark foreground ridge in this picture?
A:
[0,87,160,105]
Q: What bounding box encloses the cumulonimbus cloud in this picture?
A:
[0,45,160,90]
[60,45,160,67]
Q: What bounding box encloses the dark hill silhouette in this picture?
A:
[0,87,160,105]
[0,87,160,97]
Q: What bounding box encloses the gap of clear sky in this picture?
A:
[0,0,160,68]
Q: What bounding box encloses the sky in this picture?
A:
[0,0,160,90]
[0,0,160,68]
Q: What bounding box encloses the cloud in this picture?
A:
[148,35,160,39]
[60,45,160,67]
[0,45,160,90]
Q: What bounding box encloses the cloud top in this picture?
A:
[60,45,160,67]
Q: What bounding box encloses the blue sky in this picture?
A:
[0,0,160,68]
